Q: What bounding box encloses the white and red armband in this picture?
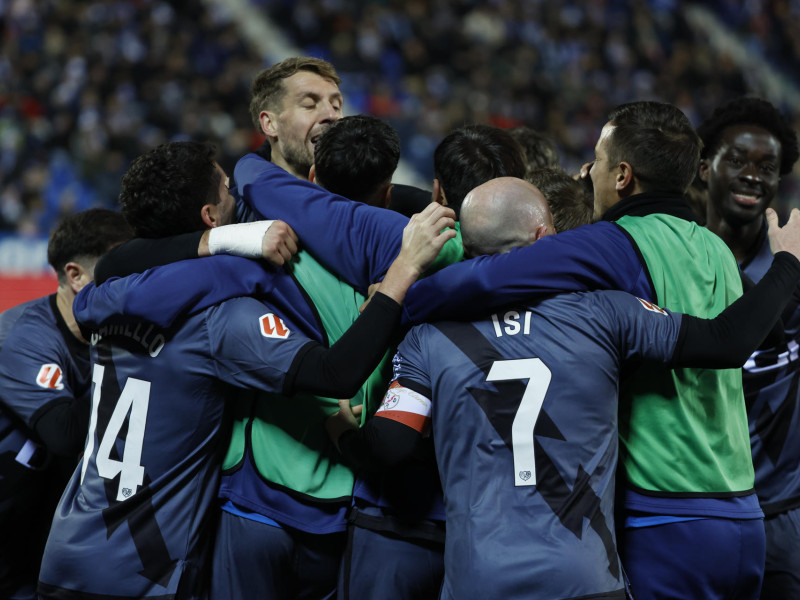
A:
[374,380,432,435]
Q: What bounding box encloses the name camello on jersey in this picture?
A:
[90,322,166,358]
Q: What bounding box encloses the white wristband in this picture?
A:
[207,220,274,258]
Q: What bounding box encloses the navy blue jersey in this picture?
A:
[0,294,90,597]
[742,226,800,515]
[387,291,683,599]
[0,295,90,434]
[38,295,314,599]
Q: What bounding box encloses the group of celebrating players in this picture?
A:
[1,55,800,600]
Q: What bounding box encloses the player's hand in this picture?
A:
[396,202,457,277]
[262,220,299,266]
[767,208,800,259]
[376,203,456,305]
[325,400,364,452]
[358,283,381,313]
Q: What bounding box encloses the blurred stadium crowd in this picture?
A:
[2,0,800,237]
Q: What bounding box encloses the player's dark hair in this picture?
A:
[119,141,221,238]
[696,96,799,176]
[525,167,593,232]
[314,115,400,206]
[509,126,559,171]
[48,208,133,282]
[249,57,341,131]
[606,101,701,194]
[434,124,525,217]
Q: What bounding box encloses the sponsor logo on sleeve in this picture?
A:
[636,298,667,315]
[259,313,291,339]
[36,364,64,390]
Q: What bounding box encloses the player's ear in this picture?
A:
[616,162,635,193]
[64,261,91,294]
[698,159,710,184]
[308,164,317,184]
[529,224,552,245]
[382,184,393,209]
[260,110,278,139]
[432,179,447,206]
[200,204,225,229]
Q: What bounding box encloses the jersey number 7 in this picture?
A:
[486,358,551,487]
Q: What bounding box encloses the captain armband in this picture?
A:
[374,381,432,434]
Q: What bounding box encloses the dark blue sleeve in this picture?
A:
[401,222,652,325]
[74,256,283,329]
[393,326,434,393]
[0,314,78,428]
[595,292,683,364]
[207,298,312,393]
[234,153,405,291]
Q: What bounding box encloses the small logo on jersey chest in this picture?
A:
[36,364,64,390]
[259,313,290,339]
[519,470,532,482]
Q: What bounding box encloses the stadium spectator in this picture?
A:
[698,96,800,599]
[4,2,800,237]
[0,208,132,600]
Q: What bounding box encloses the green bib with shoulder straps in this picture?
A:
[222,249,393,500]
[616,214,754,494]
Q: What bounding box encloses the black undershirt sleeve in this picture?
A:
[31,395,91,458]
[740,268,785,348]
[283,292,401,398]
[672,251,800,368]
[337,417,424,472]
[94,231,204,284]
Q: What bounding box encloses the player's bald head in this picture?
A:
[460,177,555,257]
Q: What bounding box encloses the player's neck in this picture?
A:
[705,210,762,263]
[56,286,89,344]
[271,153,307,180]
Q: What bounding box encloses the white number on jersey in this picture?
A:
[81,363,150,501]
[486,358,551,487]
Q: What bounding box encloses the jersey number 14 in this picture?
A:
[80,363,150,501]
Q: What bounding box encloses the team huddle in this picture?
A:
[1,56,800,600]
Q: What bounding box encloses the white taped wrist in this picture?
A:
[208,220,274,258]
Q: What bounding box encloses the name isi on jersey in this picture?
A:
[491,310,532,338]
